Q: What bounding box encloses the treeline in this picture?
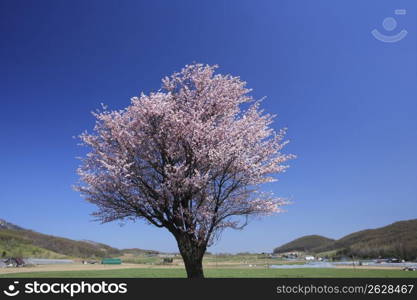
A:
[273,235,335,253]
[0,228,121,258]
[0,221,160,259]
[273,219,417,261]
[334,241,417,261]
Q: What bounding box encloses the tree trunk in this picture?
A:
[175,233,205,279]
[182,253,204,279]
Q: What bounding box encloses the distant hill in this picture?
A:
[0,229,66,259]
[317,219,417,260]
[273,235,335,254]
[122,248,159,256]
[273,219,417,261]
[0,219,23,231]
[0,219,157,259]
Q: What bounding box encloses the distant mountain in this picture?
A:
[0,219,157,259]
[273,219,417,261]
[317,219,417,260]
[273,235,335,254]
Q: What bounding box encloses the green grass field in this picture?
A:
[2,268,417,278]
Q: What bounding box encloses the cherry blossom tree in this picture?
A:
[75,64,294,278]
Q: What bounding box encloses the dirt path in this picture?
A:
[334,265,403,270]
[1,263,405,275]
[0,263,181,275]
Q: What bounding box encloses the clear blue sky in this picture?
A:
[1,0,416,253]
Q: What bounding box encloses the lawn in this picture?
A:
[1,268,416,278]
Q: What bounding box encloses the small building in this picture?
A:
[101,258,122,265]
[162,257,173,264]
[305,256,315,261]
[24,259,74,265]
[4,258,25,267]
[281,252,300,259]
[157,253,175,258]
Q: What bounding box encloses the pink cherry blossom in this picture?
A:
[75,64,294,278]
